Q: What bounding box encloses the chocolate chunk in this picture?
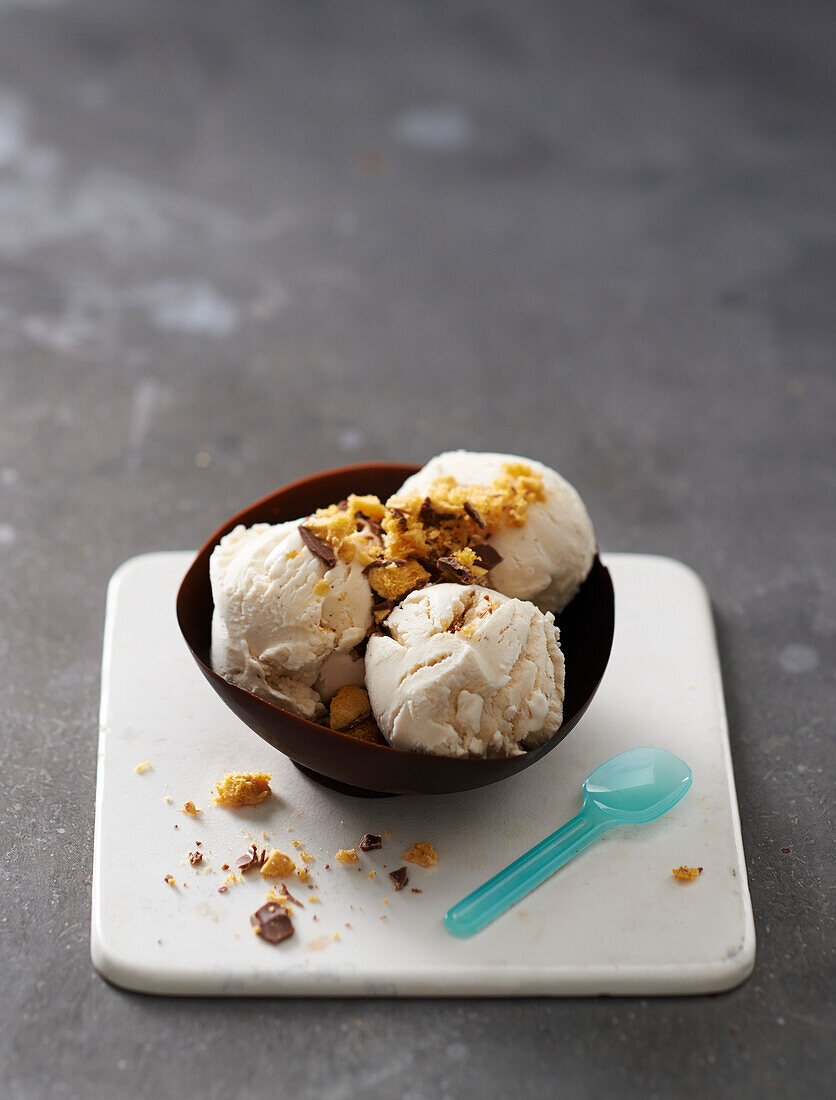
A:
[221,863,229,871]
[418,497,453,527]
[447,608,468,633]
[388,507,409,531]
[436,556,475,584]
[372,596,398,612]
[359,833,382,852]
[236,844,261,873]
[471,542,503,570]
[251,902,294,945]
[410,888,422,894]
[298,525,337,567]
[415,556,442,581]
[218,886,228,894]
[188,851,203,866]
[363,557,406,575]
[389,867,409,891]
[463,501,486,529]
[355,512,383,539]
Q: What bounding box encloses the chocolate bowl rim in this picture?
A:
[176,462,615,796]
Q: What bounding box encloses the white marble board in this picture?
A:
[91,552,755,996]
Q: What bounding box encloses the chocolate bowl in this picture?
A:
[176,463,615,797]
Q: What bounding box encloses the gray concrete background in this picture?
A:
[1,1,833,1097]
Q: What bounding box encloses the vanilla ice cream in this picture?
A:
[397,451,595,612]
[365,583,565,758]
[210,520,373,719]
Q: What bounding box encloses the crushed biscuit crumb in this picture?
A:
[213,771,272,807]
[181,801,200,816]
[309,894,321,903]
[329,685,372,732]
[260,849,296,878]
[335,848,359,865]
[134,760,151,774]
[402,842,438,868]
[297,867,310,884]
[672,865,703,881]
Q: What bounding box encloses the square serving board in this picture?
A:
[91,552,755,996]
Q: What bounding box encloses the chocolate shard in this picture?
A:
[436,556,475,584]
[415,556,442,581]
[471,542,503,570]
[277,884,304,909]
[236,844,261,873]
[359,833,382,852]
[372,596,398,612]
[298,525,337,568]
[388,507,409,531]
[363,557,406,575]
[251,902,294,944]
[463,501,486,529]
[188,851,203,866]
[355,512,383,539]
[389,867,409,891]
[418,497,453,528]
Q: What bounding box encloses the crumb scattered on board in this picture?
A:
[261,850,295,878]
[335,848,359,865]
[403,842,438,868]
[134,760,151,774]
[181,800,200,816]
[214,772,272,807]
[672,865,703,881]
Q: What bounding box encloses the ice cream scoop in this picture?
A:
[445,747,693,937]
[398,451,595,612]
[210,520,372,719]
[365,583,565,758]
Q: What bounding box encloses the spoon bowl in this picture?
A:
[177,462,615,797]
[583,747,693,823]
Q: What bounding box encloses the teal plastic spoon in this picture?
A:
[444,746,693,938]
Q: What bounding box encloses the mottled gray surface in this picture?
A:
[1,0,834,1096]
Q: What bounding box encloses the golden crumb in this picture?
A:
[164,795,172,804]
[309,894,321,903]
[297,867,310,883]
[134,760,151,774]
[348,717,386,744]
[332,933,340,942]
[181,800,201,816]
[335,848,359,865]
[314,579,330,596]
[383,464,544,567]
[367,558,430,602]
[329,685,372,731]
[403,842,438,868]
[384,830,391,837]
[379,915,387,921]
[368,870,376,879]
[260,850,296,878]
[163,874,176,886]
[382,898,389,904]
[213,771,272,807]
[292,840,302,848]
[300,851,315,863]
[672,865,703,881]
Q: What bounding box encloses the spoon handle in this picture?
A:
[444,806,611,938]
